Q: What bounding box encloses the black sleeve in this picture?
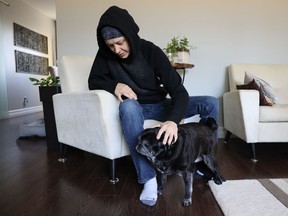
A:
[88,52,118,94]
[142,41,189,124]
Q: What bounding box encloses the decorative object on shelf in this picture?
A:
[164,36,195,64]
[164,36,179,62]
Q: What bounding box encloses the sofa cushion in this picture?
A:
[274,88,288,104]
[259,104,288,122]
[236,79,272,106]
[244,72,279,104]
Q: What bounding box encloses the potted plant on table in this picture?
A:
[29,75,61,152]
[165,36,179,62]
[164,36,195,64]
[29,75,60,102]
[29,75,60,87]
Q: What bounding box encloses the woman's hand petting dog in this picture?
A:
[156,121,178,145]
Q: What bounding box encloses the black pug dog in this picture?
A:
[136,117,225,207]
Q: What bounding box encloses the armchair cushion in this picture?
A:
[259,104,288,122]
[244,72,279,104]
[236,79,272,106]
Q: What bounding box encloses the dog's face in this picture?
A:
[136,127,179,173]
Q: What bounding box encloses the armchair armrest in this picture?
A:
[53,89,130,159]
[223,90,259,142]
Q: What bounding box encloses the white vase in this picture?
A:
[166,52,178,63]
[175,51,190,64]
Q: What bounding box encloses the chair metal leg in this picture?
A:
[110,159,119,184]
[224,131,232,143]
[58,143,68,163]
[250,143,258,162]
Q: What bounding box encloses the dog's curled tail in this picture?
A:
[206,117,218,131]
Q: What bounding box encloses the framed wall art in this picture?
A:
[14,23,48,54]
[15,50,49,75]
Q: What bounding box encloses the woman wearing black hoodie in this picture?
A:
[89,6,219,206]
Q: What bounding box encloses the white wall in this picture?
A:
[0,12,8,119]
[56,0,288,137]
[0,0,56,118]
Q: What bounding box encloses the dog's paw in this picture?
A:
[220,175,226,182]
[213,174,226,185]
[182,198,192,207]
[157,187,164,195]
[213,178,222,185]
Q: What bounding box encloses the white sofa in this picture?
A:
[223,64,288,161]
[53,56,160,183]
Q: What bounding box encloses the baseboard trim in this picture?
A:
[8,106,43,118]
[218,126,225,139]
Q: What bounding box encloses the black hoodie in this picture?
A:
[88,6,189,124]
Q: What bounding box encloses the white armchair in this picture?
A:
[53,55,160,183]
[223,64,288,161]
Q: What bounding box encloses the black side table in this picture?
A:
[39,86,61,152]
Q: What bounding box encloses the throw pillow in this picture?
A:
[236,79,272,106]
[244,72,279,104]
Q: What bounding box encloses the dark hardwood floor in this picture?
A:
[1,113,288,216]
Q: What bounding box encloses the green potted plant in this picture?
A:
[29,75,60,87]
[164,36,195,64]
[178,37,193,52]
[29,74,60,96]
[164,37,179,62]
[29,75,61,104]
[29,75,61,152]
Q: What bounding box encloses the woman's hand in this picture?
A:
[156,121,178,145]
[115,83,137,102]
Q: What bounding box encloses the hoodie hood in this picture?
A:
[96,6,141,61]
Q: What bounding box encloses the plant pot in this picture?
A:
[166,52,178,63]
[39,86,61,152]
[175,51,190,64]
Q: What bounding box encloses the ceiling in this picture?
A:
[21,0,56,20]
